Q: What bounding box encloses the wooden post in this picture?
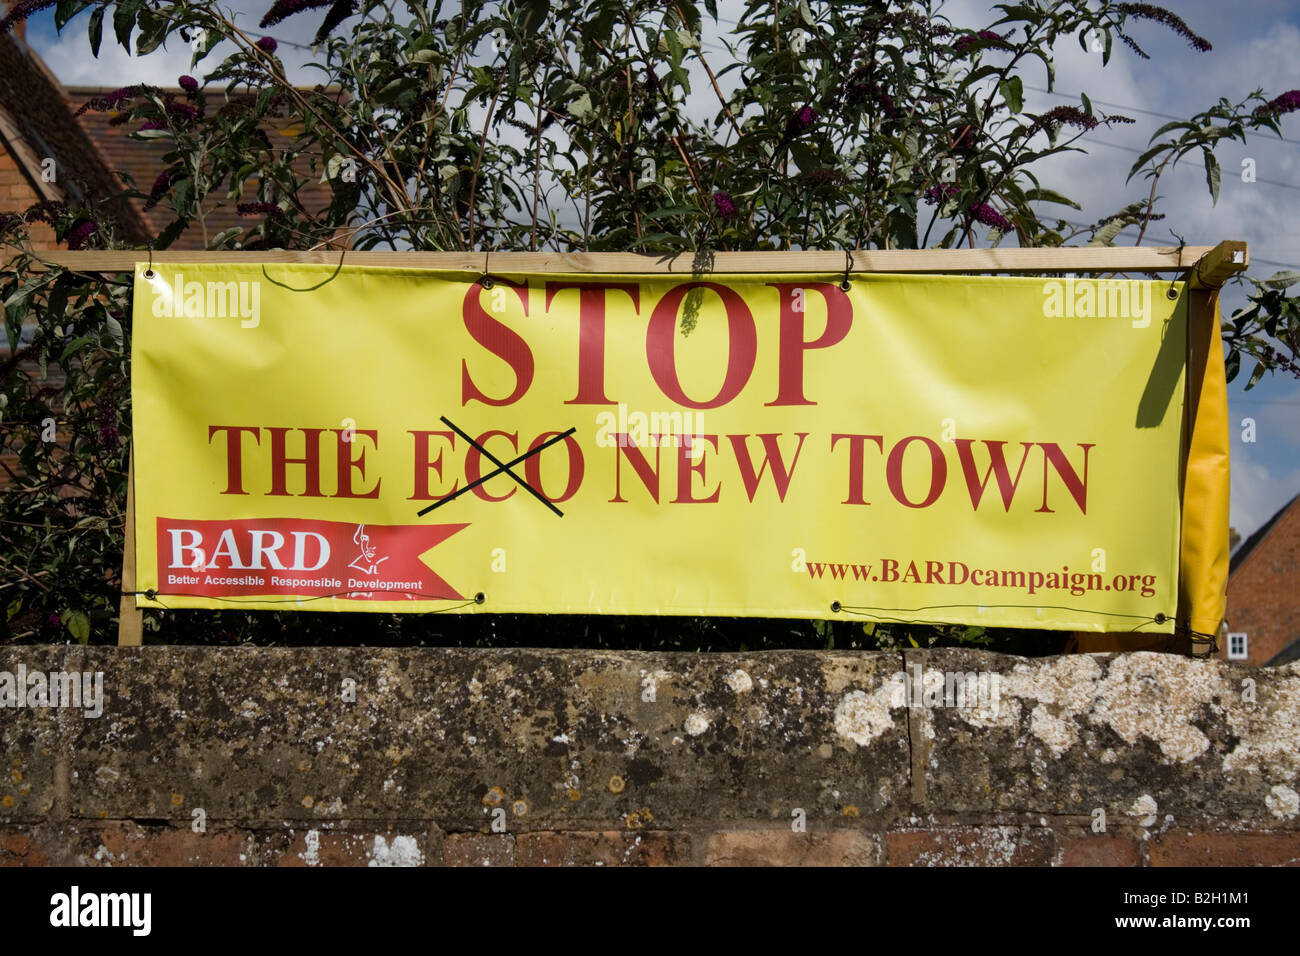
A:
[117,443,142,646]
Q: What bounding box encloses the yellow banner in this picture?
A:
[131,264,1189,630]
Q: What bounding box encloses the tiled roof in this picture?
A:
[1230,493,1299,576]
[1264,637,1300,667]
[65,85,339,250]
[0,34,151,242]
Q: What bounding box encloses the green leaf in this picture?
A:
[113,0,143,51]
[1202,147,1220,205]
[5,598,20,622]
[1245,360,1267,391]
[54,0,81,31]
[568,92,594,121]
[1080,92,1092,116]
[1262,270,1300,290]
[1126,143,1170,181]
[1224,349,1240,383]
[65,610,90,644]
[1023,188,1080,209]
[88,6,104,57]
[1088,218,1126,246]
[209,226,243,249]
[374,76,420,105]
[999,76,1023,114]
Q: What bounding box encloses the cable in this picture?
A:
[838,602,1169,631]
[1084,139,1300,192]
[1049,217,1297,271]
[123,588,485,610]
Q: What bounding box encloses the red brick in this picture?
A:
[517,830,692,866]
[273,829,426,866]
[0,829,49,866]
[1058,831,1142,866]
[706,830,878,866]
[1149,830,1300,866]
[442,833,516,867]
[83,824,250,866]
[886,827,1054,866]
[1224,497,1300,665]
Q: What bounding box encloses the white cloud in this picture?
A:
[1231,445,1300,539]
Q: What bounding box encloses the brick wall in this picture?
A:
[1,646,1296,866]
[0,140,54,248]
[1224,499,1300,665]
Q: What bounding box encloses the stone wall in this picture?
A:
[1,646,1296,866]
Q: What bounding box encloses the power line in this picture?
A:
[1052,218,1296,270]
[1082,139,1300,191]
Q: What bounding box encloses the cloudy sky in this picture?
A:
[20,0,1300,541]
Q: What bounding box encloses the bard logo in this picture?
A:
[166,526,330,572]
[155,518,466,601]
[150,271,261,328]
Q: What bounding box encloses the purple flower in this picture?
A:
[967,203,1013,231]
[923,183,959,205]
[1033,105,1100,134]
[46,613,61,627]
[237,201,283,218]
[0,0,56,36]
[260,0,334,29]
[257,36,279,53]
[788,105,819,136]
[801,169,849,188]
[139,120,165,131]
[95,397,119,449]
[167,101,200,121]
[845,80,898,119]
[712,191,737,220]
[66,219,97,250]
[145,169,179,210]
[179,74,199,92]
[1256,90,1300,117]
[75,85,145,117]
[953,30,1006,55]
[1118,4,1211,53]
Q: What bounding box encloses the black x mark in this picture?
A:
[416,416,577,517]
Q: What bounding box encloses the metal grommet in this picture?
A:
[1166,285,1178,299]
[830,601,842,613]
[143,269,155,279]
[474,591,486,604]
[839,279,851,291]
[145,588,157,600]
[481,277,494,290]
[1154,612,1166,624]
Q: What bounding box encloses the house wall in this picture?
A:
[0,137,55,248]
[1224,501,1300,665]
